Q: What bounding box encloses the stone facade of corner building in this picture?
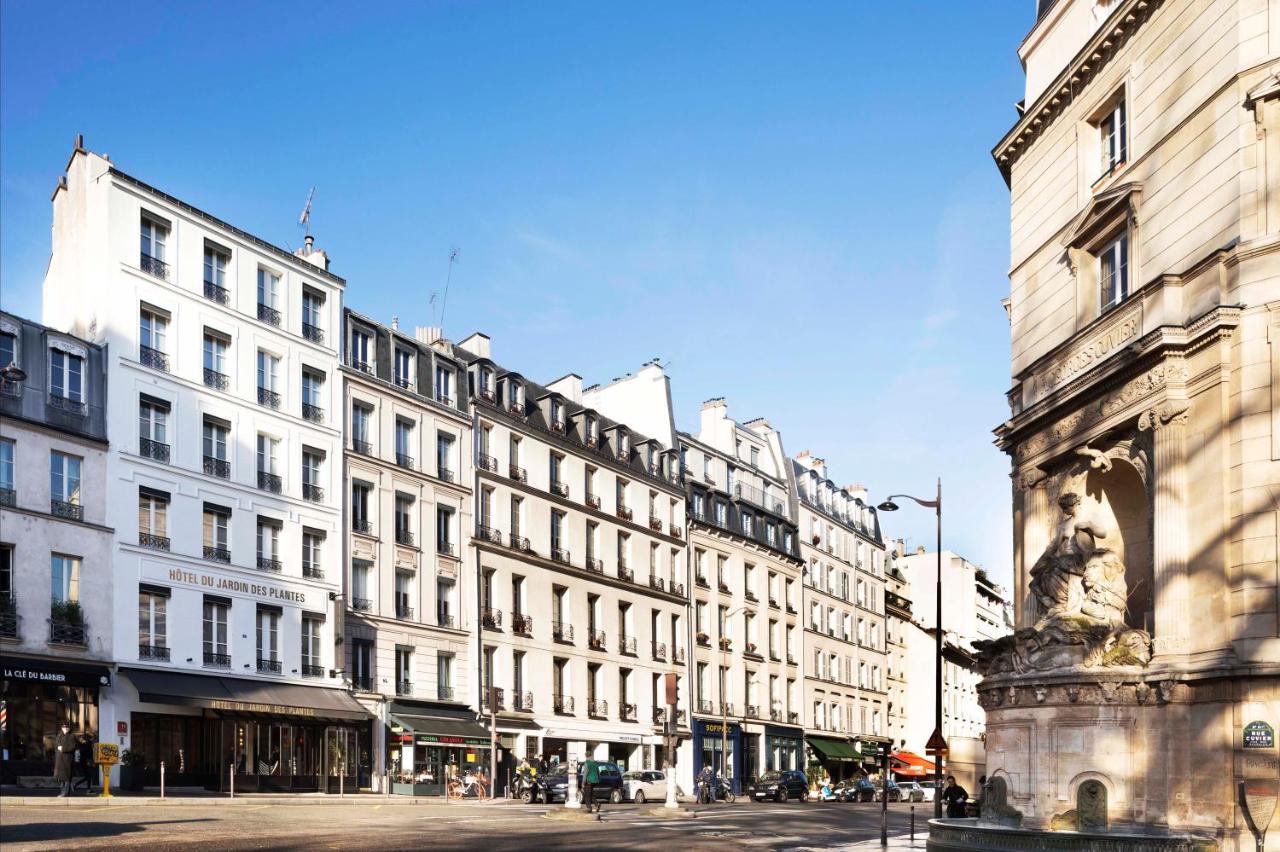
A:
[988,0,1280,845]
[0,312,115,784]
[340,311,476,792]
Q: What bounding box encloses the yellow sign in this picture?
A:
[466,753,476,763]
[94,743,120,766]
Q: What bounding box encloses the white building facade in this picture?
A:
[41,143,368,791]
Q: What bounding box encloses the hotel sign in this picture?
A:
[1023,303,1142,408]
[167,567,308,606]
[210,699,317,717]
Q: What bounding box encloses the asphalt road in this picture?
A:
[0,799,928,851]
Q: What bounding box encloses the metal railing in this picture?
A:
[303,483,324,502]
[482,608,503,630]
[348,359,372,374]
[621,703,637,722]
[140,437,170,462]
[301,663,324,678]
[651,641,667,661]
[437,541,455,557]
[257,387,281,409]
[616,506,633,521]
[203,280,229,304]
[553,694,574,714]
[648,576,666,592]
[476,525,502,544]
[140,253,169,279]
[302,323,324,344]
[508,534,530,553]
[303,563,324,580]
[140,346,169,372]
[552,621,574,643]
[618,567,634,583]
[435,392,454,407]
[672,583,686,597]
[257,657,282,674]
[49,618,86,646]
[0,488,14,508]
[551,548,571,565]
[351,598,372,612]
[396,453,415,470]
[588,630,607,651]
[204,368,230,390]
[508,464,527,483]
[257,303,281,326]
[437,612,455,628]
[437,685,455,701]
[396,604,414,620]
[256,556,283,573]
[47,395,86,415]
[744,704,759,719]
[353,676,374,692]
[550,482,569,498]
[302,403,324,424]
[586,494,601,509]
[204,651,232,668]
[351,440,373,456]
[352,518,373,535]
[585,558,603,574]
[512,691,534,712]
[139,644,170,661]
[258,471,282,493]
[438,467,454,483]
[51,499,83,521]
[397,681,414,697]
[588,699,608,718]
[477,454,498,473]
[618,636,637,655]
[512,613,533,635]
[139,532,170,551]
[697,699,715,715]
[395,529,415,546]
[648,517,663,533]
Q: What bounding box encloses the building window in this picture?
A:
[0,438,12,498]
[551,510,565,555]
[302,528,324,579]
[1099,231,1130,313]
[302,449,323,501]
[49,348,84,403]
[256,434,280,492]
[478,367,494,400]
[203,599,229,665]
[256,607,281,670]
[351,561,372,611]
[203,244,229,297]
[437,652,454,698]
[257,268,281,325]
[203,505,230,561]
[302,290,325,343]
[436,432,455,481]
[351,482,371,532]
[256,517,282,571]
[202,416,230,478]
[436,579,454,627]
[256,351,281,408]
[435,365,453,405]
[349,329,371,372]
[140,216,168,269]
[395,493,414,545]
[550,399,564,430]
[301,617,323,676]
[138,489,169,548]
[395,572,414,620]
[436,505,454,555]
[50,451,82,510]
[51,554,80,603]
[352,639,374,690]
[396,648,413,694]
[394,348,413,389]
[203,330,230,388]
[139,396,169,461]
[351,404,371,451]
[1099,97,1127,179]
[302,370,324,421]
[139,307,169,370]
[139,589,167,653]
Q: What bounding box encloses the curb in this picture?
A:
[0,795,518,806]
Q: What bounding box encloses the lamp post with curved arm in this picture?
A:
[878,478,944,819]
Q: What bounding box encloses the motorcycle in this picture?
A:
[514,768,539,803]
[697,773,736,803]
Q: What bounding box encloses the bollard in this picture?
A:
[229,764,235,799]
[384,770,391,798]
[161,761,166,799]
[911,804,916,840]
[340,771,344,798]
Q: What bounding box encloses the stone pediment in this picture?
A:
[1063,181,1142,252]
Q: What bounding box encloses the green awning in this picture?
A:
[808,736,858,761]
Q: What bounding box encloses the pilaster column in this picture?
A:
[1017,468,1050,630]
[1139,401,1191,655]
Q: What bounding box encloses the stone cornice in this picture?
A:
[471,538,689,607]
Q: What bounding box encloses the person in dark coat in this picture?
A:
[941,775,969,818]
[53,723,77,797]
[73,735,96,792]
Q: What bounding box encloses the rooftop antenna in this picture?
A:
[439,247,460,330]
[298,187,316,238]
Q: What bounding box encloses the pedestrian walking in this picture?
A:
[73,735,96,793]
[941,775,969,818]
[581,757,600,813]
[53,723,76,797]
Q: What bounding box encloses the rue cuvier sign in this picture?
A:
[167,567,308,605]
[1244,720,1275,749]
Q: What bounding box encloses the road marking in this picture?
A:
[243,805,273,811]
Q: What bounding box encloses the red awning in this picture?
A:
[890,751,935,777]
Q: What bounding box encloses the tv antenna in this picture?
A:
[298,187,316,237]
[438,247,460,330]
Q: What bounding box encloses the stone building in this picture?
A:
[882,549,912,756]
[0,312,114,783]
[792,453,891,782]
[974,0,1280,844]
[40,143,366,791]
[340,311,479,792]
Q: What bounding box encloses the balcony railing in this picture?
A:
[51,500,83,521]
[672,583,686,597]
[140,253,169,279]
[585,558,603,575]
[397,681,414,697]
[138,532,170,551]
[508,464,527,483]
[553,694,574,714]
[788,711,800,724]
[697,699,715,715]
[352,518,373,535]
[395,603,414,621]
[349,359,372,374]
[586,493,601,509]
[616,507,633,521]
[651,641,667,661]
[477,454,498,473]
[653,707,667,724]
[744,705,760,719]
[695,574,709,589]
[203,280,229,304]
[435,392,454,408]
[437,685,455,701]
[437,612,455,628]
[351,598,372,612]
[674,646,686,664]
[588,699,608,718]
[551,548,571,565]
[552,621,574,643]
[139,644,170,661]
[351,440,373,456]
[512,691,534,712]
[482,687,505,711]
[508,534,531,553]
[140,346,169,372]
[256,556,283,573]
[258,471,283,493]
[0,600,17,639]
[476,525,502,545]
[204,651,232,669]
[648,517,663,533]
[588,630,607,651]
[302,663,324,678]
[648,576,666,593]
[139,437,170,463]
[303,563,324,580]
[620,703,637,722]
[769,709,783,722]
[438,467,454,483]
[437,541,455,557]
[0,488,14,508]
[49,617,87,646]
[303,483,324,502]
[302,403,324,424]
[257,303,282,326]
[550,482,569,498]
[720,703,734,717]
[671,527,683,539]
[512,613,533,635]
[618,567,634,583]
[47,395,86,416]
[618,636,637,656]
[204,368,230,390]
[257,387,281,409]
[396,453,415,470]
[395,529,415,546]
[302,323,325,344]
[353,676,374,692]
[257,657,282,674]
[482,608,503,630]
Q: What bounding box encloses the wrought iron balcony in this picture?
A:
[435,392,454,407]
[352,518,373,535]
[392,375,412,390]
[437,540,455,557]
[616,506,633,521]
[508,464,527,483]
[550,481,569,498]
[788,711,800,724]
[653,707,667,724]
[482,687,505,711]
[648,576,666,592]
[720,702,734,717]
[349,359,372,374]
[672,582,686,597]
[138,532,170,551]
[588,699,608,718]
[139,437,170,462]
[258,471,282,493]
[674,647,686,664]
[586,493,601,509]
[257,303,281,327]
[648,517,663,533]
[395,529,415,546]
[697,699,715,715]
[618,567,634,583]
[140,346,169,372]
[353,676,374,692]
[396,453,415,470]
[140,253,169,279]
[302,403,324,424]
[396,681,414,697]
[204,651,232,669]
[671,527,683,539]
[257,657,282,674]
[621,703,638,722]
[584,558,603,575]
[512,691,534,712]
[437,467,454,483]
[49,617,87,646]
[257,556,283,573]
[302,663,324,678]
[351,440,373,456]
[769,709,783,722]
[257,387,281,409]
[302,323,324,344]
[508,534,531,553]
[477,454,498,473]
[0,488,13,508]
[303,483,324,502]
[351,598,372,613]
[552,621,573,643]
[436,685,455,701]
[618,636,637,656]
[396,603,414,620]
[303,563,324,580]
[139,644,170,661]
[512,613,533,635]
[695,574,709,589]
[551,548,571,565]
[204,368,230,390]
[51,500,83,521]
[476,525,502,545]
[553,694,574,714]
[651,641,667,661]
[588,630,607,652]
[204,545,231,564]
[482,608,503,630]
[204,280,230,304]
[744,704,760,719]
[0,600,17,639]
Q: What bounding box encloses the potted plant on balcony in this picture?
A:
[745,642,758,655]
[119,748,147,792]
[696,631,709,645]
[718,637,732,651]
[49,600,85,644]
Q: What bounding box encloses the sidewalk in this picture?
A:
[0,788,528,806]
[832,833,928,850]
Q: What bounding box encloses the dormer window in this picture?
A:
[550,399,564,432]
[435,365,454,406]
[618,432,630,460]
[394,348,414,390]
[585,415,597,447]
[479,367,495,401]
[1098,97,1127,180]
[349,330,371,373]
[508,381,523,414]
[1099,231,1130,313]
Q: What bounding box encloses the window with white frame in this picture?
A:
[256,517,281,569]
[349,329,371,371]
[394,348,413,389]
[50,451,81,506]
[302,528,324,578]
[204,244,228,291]
[203,331,229,384]
[302,616,323,674]
[139,306,168,365]
[257,267,280,310]
[51,554,80,603]
[138,489,168,543]
[1099,231,1130,313]
[435,364,453,405]
[203,598,229,660]
[140,216,168,265]
[256,350,280,401]
[256,607,280,664]
[139,588,167,650]
[0,438,12,494]
[1098,97,1127,178]
[49,347,84,403]
[302,290,324,339]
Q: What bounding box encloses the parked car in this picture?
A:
[851,777,878,802]
[750,770,809,803]
[536,761,625,804]
[897,781,927,802]
[918,780,943,802]
[622,769,669,804]
[874,778,903,802]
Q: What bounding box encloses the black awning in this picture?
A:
[121,668,370,721]
[2,655,112,689]
[387,702,492,744]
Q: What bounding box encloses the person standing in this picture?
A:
[581,757,600,813]
[74,735,96,793]
[53,723,77,797]
[941,775,969,818]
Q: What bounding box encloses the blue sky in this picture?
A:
[1,1,1031,587]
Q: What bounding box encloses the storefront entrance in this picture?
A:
[692,719,742,793]
[386,701,493,796]
[1,655,110,783]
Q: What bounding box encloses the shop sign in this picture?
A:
[1244,721,1275,749]
[1,659,111,688]
[700,722,739,735]
[617,736,641,744]
[166,567,308,606]
[94,743,120,766]
[415,734,489,747]
[210,699,316,717]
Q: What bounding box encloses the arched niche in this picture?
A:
[1084,458,1152,633]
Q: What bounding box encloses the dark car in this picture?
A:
[537,761,625,804]
[750,770,809,803]
[852,777,878,802]
[874,778,903,802]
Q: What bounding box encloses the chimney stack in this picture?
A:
[293,234,330,270]
[415,326,442,345]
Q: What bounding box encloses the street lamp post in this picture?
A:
[878,477,944,819]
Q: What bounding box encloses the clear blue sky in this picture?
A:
[1,1,1031,588]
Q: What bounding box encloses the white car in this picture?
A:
[897,782,927,802]
[918,780,943,802]
[623,770,669,804]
